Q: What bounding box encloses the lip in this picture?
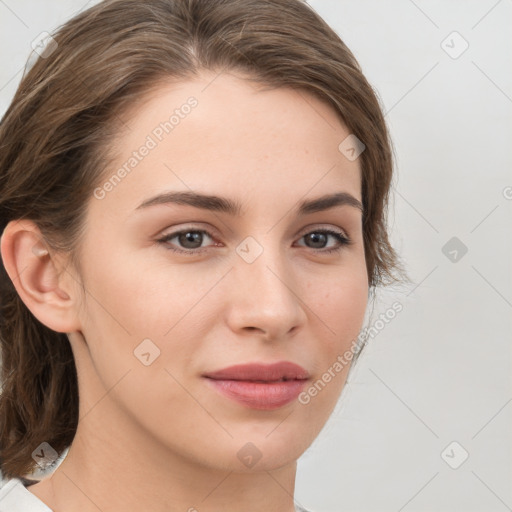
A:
[203,361,310,410]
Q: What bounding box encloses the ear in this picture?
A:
[0,219,81,333]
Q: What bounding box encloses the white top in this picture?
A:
[0,477,53,512]
[0,476,312,512]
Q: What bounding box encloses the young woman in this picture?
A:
[0,0,408,510]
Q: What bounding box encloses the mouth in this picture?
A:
[202,361,310,410]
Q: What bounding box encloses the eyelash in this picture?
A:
[156,227,352,256]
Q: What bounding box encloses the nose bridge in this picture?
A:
[228,235,305,336]
[236,235,290,297]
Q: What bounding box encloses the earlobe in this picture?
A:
[0,219,81,333]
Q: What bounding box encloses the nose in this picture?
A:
[224,241,307,341]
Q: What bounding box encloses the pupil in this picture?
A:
[179,231,202,248]
[307,232,327,248]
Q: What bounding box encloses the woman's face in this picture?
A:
[70,70,368,471]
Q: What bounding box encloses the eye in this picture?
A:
[157,226,352,256]
[295,229,352,254]
[157,229,217,255]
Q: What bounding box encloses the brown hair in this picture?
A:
[0,0,409,480]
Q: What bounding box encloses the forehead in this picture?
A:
[93,70,362,216]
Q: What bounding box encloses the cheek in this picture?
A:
[77,252,220,375]
[300,271,367,419]
[79,250,182,336]
[310,268,368,340]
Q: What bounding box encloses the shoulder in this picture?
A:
[295,504,314,512]
[0,476,53,511]
[1,474,313,512]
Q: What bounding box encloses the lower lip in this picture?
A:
[205,378,308,410]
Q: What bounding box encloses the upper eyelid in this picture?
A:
[296,224,348,238]
[159,223,348,236]
[158,224,219,240]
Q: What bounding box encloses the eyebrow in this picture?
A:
[135,190,364,216]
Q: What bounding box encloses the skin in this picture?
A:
[1,70,368,512]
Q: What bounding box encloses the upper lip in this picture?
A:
[203,361,310,382]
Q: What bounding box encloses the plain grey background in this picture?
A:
[0,1,511,511]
